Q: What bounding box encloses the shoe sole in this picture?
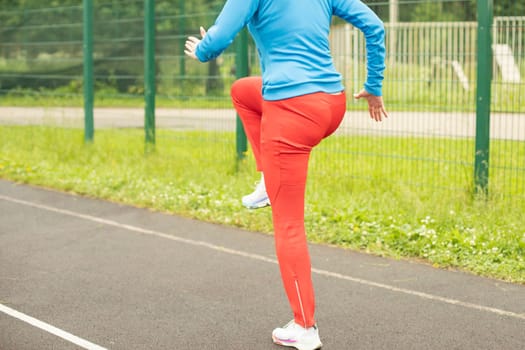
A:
[272,335,322,350]
[242,198,270,209]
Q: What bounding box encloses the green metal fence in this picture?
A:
[0,0,523,199]
[490,15,525,198]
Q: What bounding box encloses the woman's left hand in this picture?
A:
[184,26,207,60]
[353,89,389,122]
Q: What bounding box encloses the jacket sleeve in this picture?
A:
[333,0,386,96]
[195,0,259,62]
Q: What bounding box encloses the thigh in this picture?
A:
[230,76,263,113]
[262,92,346,151]
[260,92,345,198]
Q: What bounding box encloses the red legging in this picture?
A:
[231,77,346,328]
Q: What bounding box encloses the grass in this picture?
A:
[1,57,524,113]
[1,125,524,283]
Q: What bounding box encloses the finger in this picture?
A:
[374,108,382,122]
[184,43,194,53]
[378,107,385,121]
[184,42,194,52]
[200,26,207,37]
[186,38,198,49]
[184,42,196,59]
[368,104,379,121]
[354,91,366,99]
[188,36,200,44]
[368,108,375,121]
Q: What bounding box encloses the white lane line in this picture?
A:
[0,303,107,350]
[1,194,525,321]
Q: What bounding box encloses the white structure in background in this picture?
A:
[493,16,523,83]
[450,60,470,90]
[492,44,521,83]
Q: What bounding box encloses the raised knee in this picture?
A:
[231,76,262,99]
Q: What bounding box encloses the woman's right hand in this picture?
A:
[184,26,207,60]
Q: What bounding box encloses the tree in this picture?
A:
[367,0,525,23]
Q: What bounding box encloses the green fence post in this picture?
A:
[144,0,156,151]
[235,28,249,161]
[83,0,94,143]
[474,0,493,195]
[179,0,186,78]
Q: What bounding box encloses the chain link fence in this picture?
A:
[0,0,523,198]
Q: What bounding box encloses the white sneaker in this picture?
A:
[242,174,270,209]
[272,320,322,350]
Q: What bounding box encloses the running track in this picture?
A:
[0,180,524,349]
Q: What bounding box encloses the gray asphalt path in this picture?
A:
[0,179,524,350]
[1,106,524,140]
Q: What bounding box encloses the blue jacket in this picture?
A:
[195,0,385,100]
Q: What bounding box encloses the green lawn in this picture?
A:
[1,125,524,283]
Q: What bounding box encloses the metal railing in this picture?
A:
[0,2,523,198]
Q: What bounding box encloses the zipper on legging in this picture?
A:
[294,279,307,328]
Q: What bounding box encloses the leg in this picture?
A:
[262,92,346,328]
[231,77,264,171]
[231,77,270,209]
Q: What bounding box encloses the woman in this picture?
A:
[185,1,387,349]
